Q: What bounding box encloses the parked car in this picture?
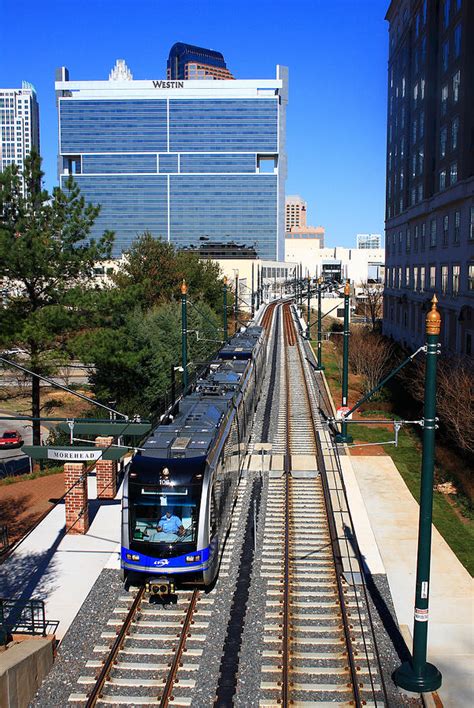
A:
[0,430,24,449]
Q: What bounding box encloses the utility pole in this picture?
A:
[223,276,228,342]
[306,275,311,340]
[181,279,188,392]
[393,296,442,693]
[315,277,324,370]
[335,280,353,443]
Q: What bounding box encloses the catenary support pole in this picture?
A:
[181,280,188,392]
[393,296,442,693]
[223,276,228,342]
[251,262,255,317]
[335,280,353,443]
[234,271,239,332]
[306,276,311,339]
[316,277,324,370]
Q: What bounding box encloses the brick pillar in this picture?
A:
[64,462,89,534]
[95,436,117,499]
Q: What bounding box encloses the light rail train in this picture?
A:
[121,324,267,590]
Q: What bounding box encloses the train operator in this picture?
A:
[157,510,185,537]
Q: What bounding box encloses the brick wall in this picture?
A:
[95,436,117,499]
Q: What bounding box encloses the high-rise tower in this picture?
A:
[55,60,288,259]
[0,81,40,183]
[167,43,234,80]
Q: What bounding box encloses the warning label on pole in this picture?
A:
[414,608,429,622]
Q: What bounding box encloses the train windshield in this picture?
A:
[129,482,201,551]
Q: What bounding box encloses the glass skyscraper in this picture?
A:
[55,60,288,259]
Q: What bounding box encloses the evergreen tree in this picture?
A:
[0,151,114,444]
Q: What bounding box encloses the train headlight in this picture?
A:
[185,554,201,563]
[126,553,140,562]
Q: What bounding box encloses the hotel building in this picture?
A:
[0,82,40,183]
[383,0,473,355]
[55,59,288,259]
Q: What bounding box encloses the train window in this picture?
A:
[129,482,201,547]
[210,486,218,536]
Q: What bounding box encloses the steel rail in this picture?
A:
[85,585,146,708]
[286,303,364,707]
[281,303,291,707]
[159,589,200,708]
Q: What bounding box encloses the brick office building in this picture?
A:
[383,0,473,355]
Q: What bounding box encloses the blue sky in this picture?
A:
[1,0,389,248]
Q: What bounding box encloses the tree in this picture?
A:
[74,299,221,418]
[112,232,223,311]
[348,327,394,396]
[0,151,114,444]
[358,281,384,331]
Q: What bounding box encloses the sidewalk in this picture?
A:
[0,475,121,640]
[346,454,473,707]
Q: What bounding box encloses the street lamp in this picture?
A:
[181,279,188,391]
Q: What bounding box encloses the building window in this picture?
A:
[470,207,474,240]
[469,263,474,291]
[413,82,419,102]
[440,126,447,157]
[439,170,447,190]
[398,231,403,253]
[418,183,423,202]
[454,24,461,57]
[398,267,402,288]
[412,153,417,178]
[414,225,419,251]
[411,187,416,206]
[421,223,426,250]
[443,215,449,245]
[405,266,410,288]
[441,84,448,115]
[450,162,458,184]
[420,266,426,291]
[430,219,437,247]
[454,210,460,242]
[451,117,459,150]
[443,0,451,27]
[412,119,417,144]
[414,266,418,291]
[452,70,460,102]
[442,40,449,72]
[430,265,436,289]
[418,147,424,173]
[441,265,448,294]
[452,265,460,294]
[406,228,411,252]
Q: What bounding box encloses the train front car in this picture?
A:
[121,325,266,590]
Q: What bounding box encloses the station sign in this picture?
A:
[22,445,129,462]
[57,422,151,437]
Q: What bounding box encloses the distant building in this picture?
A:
[167,43,234,80]
[384,0,473,355]
[285,229,325,265]
[55,59,288,259]
[357,233,382,249]
[0,82,40,185]
[285,195,307,231]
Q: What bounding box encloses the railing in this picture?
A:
[0,597,59,636]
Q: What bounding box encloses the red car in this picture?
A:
[0,430,24,449]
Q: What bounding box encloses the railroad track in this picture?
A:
[257,302,385,706]
[69,483,248,707]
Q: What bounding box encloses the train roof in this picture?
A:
[139,326,264,459]
[218,325,264,360]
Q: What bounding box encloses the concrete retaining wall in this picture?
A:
[0,638,54,707]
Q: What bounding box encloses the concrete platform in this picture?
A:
[348,455,474,708]
[0,475,121,640]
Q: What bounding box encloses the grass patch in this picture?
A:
[350,424,474,575]
[0,465,63,487]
